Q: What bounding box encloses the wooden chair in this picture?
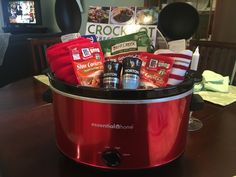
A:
[28,37,61,75]
[189,40,236,85]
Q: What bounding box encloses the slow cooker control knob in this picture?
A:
[102,149,121,167]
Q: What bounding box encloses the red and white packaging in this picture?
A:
[154,49,193,85]
[139,53,174,89]
[68,42,104,87]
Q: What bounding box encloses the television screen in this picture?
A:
[8,1,37,24]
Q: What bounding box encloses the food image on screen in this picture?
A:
[88,7,109,23]
[8,1,36,24]
[111,7,134,24]
[136,8,159,25]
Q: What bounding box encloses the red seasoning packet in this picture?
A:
[68,42,104,87]
[139,53,174,89]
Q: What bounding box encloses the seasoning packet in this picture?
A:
[68,42,104,87]
[154,49,193,85]
[139,53,174,89]
[100,31,152,58]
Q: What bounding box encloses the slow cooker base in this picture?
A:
[50,74,193,170]
[57,145,186,170]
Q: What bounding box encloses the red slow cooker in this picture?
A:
[49,74,194,169]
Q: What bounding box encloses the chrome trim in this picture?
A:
[50,84,193,104]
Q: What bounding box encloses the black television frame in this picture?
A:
[1,0,43,32]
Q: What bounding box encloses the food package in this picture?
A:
[139,53,174,89]
[68,42,105,87]
[154,49,193,86]
[100,31,152,58]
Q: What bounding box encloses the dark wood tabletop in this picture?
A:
[0,77,236,177]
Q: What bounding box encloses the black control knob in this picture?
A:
[102,149,121,167]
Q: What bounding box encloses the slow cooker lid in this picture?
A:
[48,73,193,100]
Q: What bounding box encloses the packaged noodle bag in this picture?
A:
[139,53,174,89]
[68,42,104,87]
[100,31,152,58]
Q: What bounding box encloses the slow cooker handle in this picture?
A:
[190,94,204,111]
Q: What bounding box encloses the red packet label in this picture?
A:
[139,53,174,89]
[69,42,104,87]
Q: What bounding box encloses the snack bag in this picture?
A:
[139,53,174,89]
[100,31,152,58]
[68,42,104,87]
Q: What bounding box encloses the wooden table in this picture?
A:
[0,78,236,177]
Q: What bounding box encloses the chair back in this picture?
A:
[28,37,61,75]
[189,40,236,85]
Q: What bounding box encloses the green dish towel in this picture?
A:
[201,70,229,93]
[204,76,229,93]
[202,70,224,83]
[195,85,236,106]
[193,70,236,106]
